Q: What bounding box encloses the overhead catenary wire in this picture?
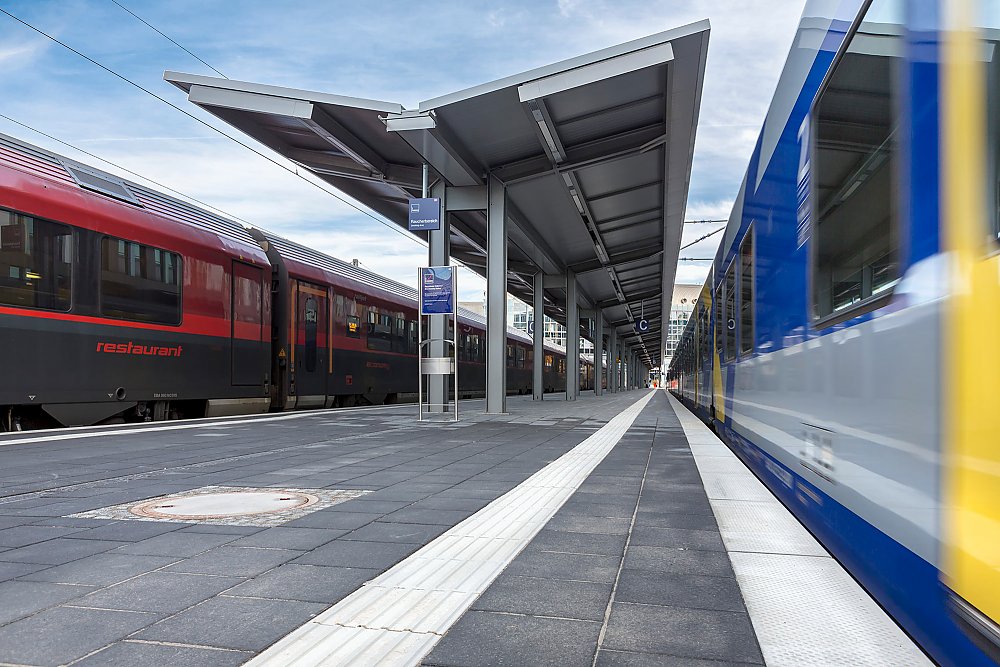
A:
[0,6,421,247]
[679,226,725,251]
[108,0,227,79]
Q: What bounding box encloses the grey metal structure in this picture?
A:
[165,20,708,412]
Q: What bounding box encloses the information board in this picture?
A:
[408,198,441,231]
[420,266,455,315]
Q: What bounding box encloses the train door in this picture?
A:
[294,281,328,404]
[231,261,265,386]
[942,4,1000,658]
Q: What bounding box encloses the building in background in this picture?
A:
[664,284,701,365]
[506,297,594,353]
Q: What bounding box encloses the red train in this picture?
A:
[0,134,593,430]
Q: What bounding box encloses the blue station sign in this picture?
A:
[408,198,441,232]
[420,266,455,315]
[633,318,649,333]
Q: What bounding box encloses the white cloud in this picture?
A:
[0,0,808,306]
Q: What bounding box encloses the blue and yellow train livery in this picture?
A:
[668,1,999,665]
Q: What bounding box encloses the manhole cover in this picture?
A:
[130,490,319,520]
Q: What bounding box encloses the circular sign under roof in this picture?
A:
[130,490,318,520]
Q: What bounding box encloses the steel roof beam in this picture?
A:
[568,242,664,275]
[494,123,665,186]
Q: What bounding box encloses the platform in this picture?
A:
[0,391,928,666]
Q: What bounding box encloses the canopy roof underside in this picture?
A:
[165,19,709,368]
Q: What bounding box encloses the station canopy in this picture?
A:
[165,20,709,369]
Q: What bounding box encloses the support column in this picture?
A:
[486,174,507,414]
[428,181,450,412]
[532,271,544,401]
[618,344,626,391]
[565,270,578,401]
[594,311,603,397]
[608,328,617,393]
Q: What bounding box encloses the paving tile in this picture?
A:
[0,580,94,625]
[382,507,473,525]
[0,537,127,565]
[624,545,734,577]
[602,602,763,664]
[556,502,635,519]
[70,520,188,542]
[0,560,49,582]
[424,610,601,667]
[634,510,720,531]
[546,515,633,535]
[134,595,325,651]
[178,524,264,535]
[504,549,621,584]
[522,529,627,557]
[164,546,298,577]
[224,563,377,603]
[228,526,345,550]
[0,605,159,666]
[75,572,242,613]
[114,531,243,557]
[76,640,252,667]
[472,574,613,621]
[282,510,381,530]
[629,526,726,551]
[0,524,87,548]
[615,570,745,612]
[292,538,418,569]
[342,521,449,544]
[22,553,178,586]
[327,499,412,514]
[596,648,755,666]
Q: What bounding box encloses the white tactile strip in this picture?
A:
[69,485,370,527]
[667,394,932,667]
[246,390,657,667]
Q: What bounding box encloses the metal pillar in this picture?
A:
[619,344,626,391]
[486,174,507,414]
[532,271,544,401]
[428,180,450,412]
[608,328,617,393]
[565,270,579,401]
[594,311,603,397]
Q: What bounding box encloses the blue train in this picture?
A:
[668,1,999,665]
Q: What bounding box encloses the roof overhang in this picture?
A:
[165,19,709,368]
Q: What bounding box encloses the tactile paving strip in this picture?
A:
[668,394,932,667]
[245,391,657,667]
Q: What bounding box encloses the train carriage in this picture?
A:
[668,2,999,665]
[0,132,590,430]
[0,134,271,429]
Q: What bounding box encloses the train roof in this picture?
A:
[0,132,260,250]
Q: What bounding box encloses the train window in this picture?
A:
[811,0,901,322]
[725,264,736,361]
[408,320,418,353]
[333,294,345,326]
[545,354,553,370]
[515,346,525,368]
[346,315,361,338]
[740,230,754,356]
[367,311,393,352]
[100,236,180,325]
[0,210,73,312]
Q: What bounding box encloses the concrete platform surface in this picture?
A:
[0,390,929,666]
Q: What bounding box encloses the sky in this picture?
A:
[0,0,807,303]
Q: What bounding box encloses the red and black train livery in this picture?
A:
[0,133,589,429]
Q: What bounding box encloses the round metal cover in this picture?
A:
[130,490,319,520]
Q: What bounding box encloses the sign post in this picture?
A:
[418,266,458,422]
